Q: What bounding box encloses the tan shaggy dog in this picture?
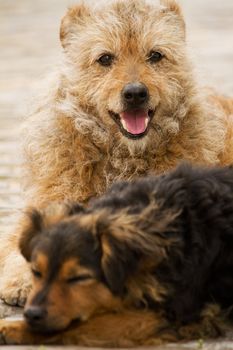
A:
[0,0,233,306]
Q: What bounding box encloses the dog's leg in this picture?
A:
[145,304,227,345]
[0,311,169,346]
[178,304,226,340]
[0,320,42,345]
[0,222,31,306]
[0,319,73,345]
[0,257,31,307]
[0,308,224,346]
[62,310,170,347]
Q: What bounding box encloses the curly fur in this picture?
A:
[21,0,233,206]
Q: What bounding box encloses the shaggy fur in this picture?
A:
[0,0,233,305]
[22,0,233,206]
[0,163,232,346]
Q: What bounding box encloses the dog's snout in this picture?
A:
[122,82,149,106]
[24,305,47,324]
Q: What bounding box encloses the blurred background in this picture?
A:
[0,0,233,230]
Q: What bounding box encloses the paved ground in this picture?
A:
[0,0,232,348]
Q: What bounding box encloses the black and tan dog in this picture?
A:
[1,163,233,346]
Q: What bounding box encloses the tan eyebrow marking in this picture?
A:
[59,258,95,280]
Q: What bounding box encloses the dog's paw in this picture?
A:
[0,320,25,345]
[0,253,31,306]
[0,319,58,345]
[0,283,31,307]
[0,329,18,345]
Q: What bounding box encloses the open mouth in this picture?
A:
[109,109,155,139]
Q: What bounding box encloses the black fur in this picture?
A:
[22,163,233,326]
[90,163,233,323]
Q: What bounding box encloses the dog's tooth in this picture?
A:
[145,117,149,127]
[121,119,128,131]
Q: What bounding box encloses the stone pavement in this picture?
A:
[0,0,232,348]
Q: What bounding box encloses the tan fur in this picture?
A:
[26,252,123,330]
[0,0,233,305]
[0,311,167,346]
[19,204,176,329]
[0,305,227,346]
[21,0,233,207]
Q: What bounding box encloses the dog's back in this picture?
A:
[91,163,233,220]
[91,163,233,322]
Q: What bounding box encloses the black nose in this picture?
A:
[122,83,149,106]
[24,306,47,324]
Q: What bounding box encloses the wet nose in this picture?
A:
[24,305,47,324]
[122,82,149,106]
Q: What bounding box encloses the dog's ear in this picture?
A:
[99,230,139,296]
[19,202,85,262]
[19,209,44,262]
[79,208,175,295]
[94,212,151,295]
[96,209,178,295]
[64,201,85,216]
[60,4,91,49]
[160,0,185,39]
[77,211,141,295]
[160,0,182,16]
[41,201,85,227]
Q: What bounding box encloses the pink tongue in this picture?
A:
[121,110,148,135]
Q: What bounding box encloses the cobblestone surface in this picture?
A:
[0,0,232,348]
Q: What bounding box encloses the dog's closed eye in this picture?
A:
[31,268,42,279]
[66,274,93,284]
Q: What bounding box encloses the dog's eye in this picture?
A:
[31,269,42,279]
[97,54,114,67]
[148,51,163,63]
[67,274,93,284]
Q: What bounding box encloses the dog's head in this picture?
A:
[19,201,176,333]
[60,0,188,146]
